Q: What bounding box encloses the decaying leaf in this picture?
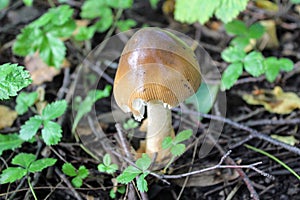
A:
[242,86,300,114]
[0,105,18,129]
[258,20,279,50]
[25,52,70,85]
[271,135,299,146]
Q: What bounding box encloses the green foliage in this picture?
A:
[110,185,126,199]
[174,0,249,24]
[98,154,118,174]
[149,0,159,9]
[0,153,56,184]
[13,5,75,68]
[62,163,89,188]
[291,0,300,3]
[72,85,111,132]
[264,57,294,82]
[0,0,9,10]
[123,118,139,130]
[116,154,151,192]
[0,133,24,156]
[23,0,33,6]
[0,63,32,100]
[117,19,137,32]
[15,91,38,115]
[162,130,193,156]
[20,100,67,145]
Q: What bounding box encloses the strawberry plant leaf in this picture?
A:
[174,130,193,144]
[171,144,186,156]
[72,176,83,188]
[221,46,246,63]
[42,100,67,121]
[230,37,250,50]
[93,8,113,32]
[136,154,151,171]
[215,0,249,23]
[80,0,106,19]
[116,19,137,32]
[0,133,24,156]
[20,116,43,141]
[136,174,148,192]
[106,164,118,174]
[29,158,57,173]
[221,62,243,90]
[248,22,265,39]
[0,167,27,184]
[77,166,89,179]
[15,91,38,115]
[225,20,248,35]
[244,51,265,77]
[162,136,173,149]
[106,0,133,8]
[12,153,36,168]
[279,58,294,71]
[116,166,141,184]
[41,121,62,145]
[62,163,77,177]
[103,154,111,166]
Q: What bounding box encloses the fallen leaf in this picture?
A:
[25,52,70,85]
[242,86,300,114]
[258,20,279,50]
[271,135,299,146]
[0,105,18,129]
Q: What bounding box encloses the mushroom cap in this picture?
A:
[114,27,201,120]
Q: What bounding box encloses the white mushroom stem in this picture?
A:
[146,100,175,155]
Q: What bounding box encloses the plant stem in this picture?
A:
[163,155,175,173]
[27,177,38,200]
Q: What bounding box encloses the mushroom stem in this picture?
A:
[146,100,175,157]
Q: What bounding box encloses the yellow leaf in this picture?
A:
[242,86,300,114]
[0,105,17,129]
[255,0,279,12]
[271,135,299,146]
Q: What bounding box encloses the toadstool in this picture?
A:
[114,27,201,161]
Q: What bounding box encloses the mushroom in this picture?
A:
[114,27,201,161]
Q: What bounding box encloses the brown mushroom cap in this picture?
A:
[114,27,201,120]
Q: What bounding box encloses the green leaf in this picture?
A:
[244,51,265,77]
[20,116,43,141]
[0,167,27,184]
[291,0,300,3]
[42,100,67,120]
[39,33,66,68]
[215,0,249,23]
[123,119,139,130]
[264,57,280,82]
[171,144,186,156]
[106,164,118,174]
[117,185,126,194]
[135,154,151,171]
[106,0,133,8]
[15,91,38,115]
[97,164,107,172]
[279,58,294,71]
[93,8,113,32]
[0,133,24,156]
[41,121,62,145]
[74,26,95,41]
[80,0,106,19]
[174,130,193,144]
[162,136,173,149]
[29,158,57,173]
[221,46,246,63]
[0,63,32,100]
[72,176,83,188]
[12,153,36,168]
[13,27,43,56]
[230,36,250,50]
[221,62,243,90]
[62,163,77,177]
[117,19,137,32]
[46,19,76,38]
[23,0,33,6]
[116,166,141,184]
[103,154,111,166]
[110,189,116,199]
[150,0,159,9]
[136,174,148,192]
[225,20,247,35]
[77,166,89,179]
[0,0,9,10]
[248,22,265,39]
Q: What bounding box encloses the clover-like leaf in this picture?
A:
[136,154,151,171]
[77,166,89,179]
[29,158,57,173]
[42,100,67,120]
[12,153,36,168]
[171,144,186,156]
[244,51,265,77]
[20,116,43,141]
[173,130,193,144]
[221,46,246,63]
[221,62,243,90]
[136,173,148,192]
[0,133,24,156]
[72,176,83,188]
[15,91,38,115]
[0,167,27,184]
[62,163,77,177]
[41,121,62,145]
[116,166,141,184]
[162,136,173,149]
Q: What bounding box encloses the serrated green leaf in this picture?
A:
[248,22,265,39]
[244,51,264,77]
[12,153,36,168]
[162,136,173,149]
[46,19,76,38]
[171,144,186,156]
[74,26,96,41]
[225,20,247,35]
[93,8,113,32]
[174,0,220,24]
[106,164,118,174]
[0,63,32,100]
[264,57,280,82]
[23,0,33,6]
[106,0,132,8]
[230,36,250,50]
[279,58,294,71]
[80,0,106,19]
[78,166,89,179]
[39,33,66,68]
[0,167,27,184]
[136,174,148,192]
[97,164,107,172]
[135,154,151,171]
[117,19,137,32]
[221,62,243,90]
[41,121,62,145]
[72,176,83,188]
[221,46,246,63]
[15,91,38,115]
[42,100,67,120]
[116,166,141,184]
[62,163,77,177]
[103,154,111,166]
[20,116,43,141]
[0,133,24,156]
[174,130,193,144]
[29,158,56,173]
[215,0,249,23]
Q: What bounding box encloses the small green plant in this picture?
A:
[123,118,139,130]
[116,153,151,192]
[0,63,32,100]
[162,129,193,172]
[0,133,25,155]
[20,100,67,145]
[98,154,118,174]
[15,91,38,115]
[175,0,249,24]
[72,85,111,133]
[0,153,56,199]
[62,163,89,188]
[109,185,126,199]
